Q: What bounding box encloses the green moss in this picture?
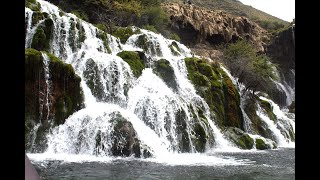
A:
[219,68,243,128]
[112,27,137,44]
[25,48,43,65]
[25,50,84,150]
[184,57,243,130]
[225,127,253,149]
[117,51,145,78]
[153,59,177,91]
[255,138,269,150]
[259,99,277,121]
[237,135,254,149]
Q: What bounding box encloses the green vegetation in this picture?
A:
[224,127,254,149]
[223,40,277,94]
[255,138,269,150]
[184,57,243,129]
[47,0,169,36]
[117,51,145,78]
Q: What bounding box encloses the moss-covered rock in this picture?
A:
[153,59,178,91]
[224,127,254,149]
[220,68,244,128]
[25,49,84,152]
[47,52,84,126]
[255,138,270,150]
[243,96,277,141]
[175,108,190,152]
[109,112,142,157]
[31,11,45,26]
[184,57,243,130]
[31,18,53,51]
[259,99,277,122]
[83,58,106,101]
[117,51,145,78]
[192,123,207,152]
[25,48,44,150]
[136,34,162,56]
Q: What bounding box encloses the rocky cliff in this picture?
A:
[267,25,295,87]
[162,3,268,53]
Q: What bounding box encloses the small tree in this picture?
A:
[223,40,277,95]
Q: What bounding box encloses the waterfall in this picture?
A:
[26,0,235,157]
[26,0,295,158]
[259,96,295,143]
[219,66,294,146]
[25,8,33,48]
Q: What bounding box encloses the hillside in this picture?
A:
[162,0,290,30]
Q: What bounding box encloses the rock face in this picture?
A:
[162,3,268,52]
[267,25,295,73]
[267,25,295,86]
[266,25,295,107]
[25,48,84,152]
[109,112,142,157]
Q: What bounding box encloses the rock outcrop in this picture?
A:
[267,25,295,87]
[162,3,268,52]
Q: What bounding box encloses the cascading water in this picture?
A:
[258,96,295,147]
[26,0,294,162]
[40,52,52,122]
[26,0,235,158]
[220,66,295,147]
